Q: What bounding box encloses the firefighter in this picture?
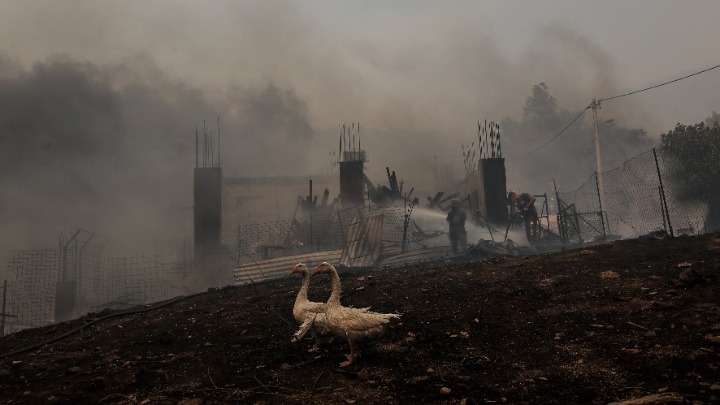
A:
[446,199,467,254]
[509,191,540,242]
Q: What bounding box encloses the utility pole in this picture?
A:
[591,99,606,231]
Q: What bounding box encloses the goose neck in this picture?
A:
[296,272,310,302]
[327,268,342,305]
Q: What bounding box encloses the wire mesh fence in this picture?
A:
[372,203,435,252]
[557,148,719,243]
[656,148,714,235]
[5,249,58,331]
[233,201,436,268]
[1,201,440,332]
[2,236,193,334]
[234,210,343,263]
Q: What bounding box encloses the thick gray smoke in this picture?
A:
[0,56,191,255]
[222,84,317,176]
[0,54,318,262]
[4,1,712,263]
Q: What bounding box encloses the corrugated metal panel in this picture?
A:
[367,215,385,265]
[377,246,452,268]
[233,249,342,285]
[339,214,384,267]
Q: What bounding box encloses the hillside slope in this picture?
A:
[1,234,719,404]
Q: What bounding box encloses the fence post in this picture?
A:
[658,186,668,234]
[594,172,607,238]
[403,197,408,254]
[557,200,567,243]
[1,280,7,337]
[653,148,674,237]
[553,179,566,243]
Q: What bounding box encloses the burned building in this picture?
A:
[470,157,508,226]
[461,121,508,227]
[194,166,223,261]
[339,150,366,207]
[223,175,337,257]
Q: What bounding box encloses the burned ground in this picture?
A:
[1,234,719,404]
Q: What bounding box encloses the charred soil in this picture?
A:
[1,234,720,404]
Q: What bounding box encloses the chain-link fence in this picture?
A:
[336,203,427,254]
[234,210,343,262]
[2,235,193,334]
[234,201,437,267]
[4,249,58,331]
[557,148,719,243]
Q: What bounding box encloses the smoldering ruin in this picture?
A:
[0,5,717,332]
[1,122,720,404]
[2,106,718,335]
[0,50,718,331]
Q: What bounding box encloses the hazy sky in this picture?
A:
[0,1,718,253]
[1,1,717,133]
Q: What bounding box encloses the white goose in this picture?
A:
[290,263,330,351]
[313,262,401,367]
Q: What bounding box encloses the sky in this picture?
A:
[0,1,718,255]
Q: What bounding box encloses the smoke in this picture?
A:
[222,84,317,176]
[411,207,531,247]
[0,56,188,255]
[0,1,692,263]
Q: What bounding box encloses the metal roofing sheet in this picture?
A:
[233,249,342,285]
[339,213,384,267]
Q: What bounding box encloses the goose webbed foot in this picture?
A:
[339,353,355,367]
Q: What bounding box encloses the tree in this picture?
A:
[599,122,652,170]
[502,82,651,193]
[659,117,720,232]
[522,82,558,127]
[704,111,720,128]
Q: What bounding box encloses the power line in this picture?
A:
[508,63,720,158]
[509,105,591,158]
[598,63,720,103]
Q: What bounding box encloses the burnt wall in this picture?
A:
[340,161,364,206]
[481,158,508,226]
[194,167,223,258]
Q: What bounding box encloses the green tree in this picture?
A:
[599,122,652,170]
[522,82,558,127]
[705,111,720,127]
[659,117,720,232]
